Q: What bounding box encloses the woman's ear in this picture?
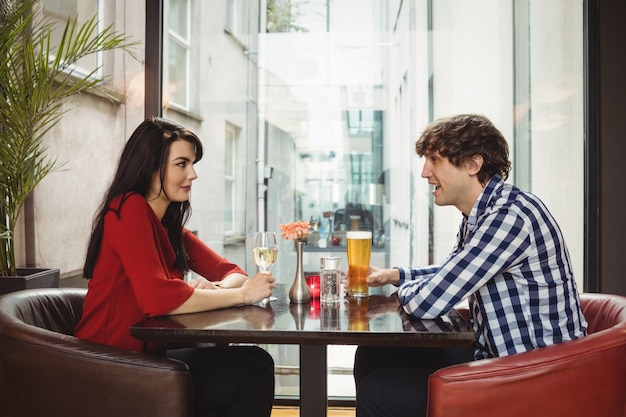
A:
[467,155,483,176]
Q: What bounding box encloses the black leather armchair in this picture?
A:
[0,288,192,417]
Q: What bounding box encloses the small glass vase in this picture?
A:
[289,240,310,303]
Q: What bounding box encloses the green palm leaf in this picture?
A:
[0,0,138,276]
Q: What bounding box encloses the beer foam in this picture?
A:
[346,231,372,239]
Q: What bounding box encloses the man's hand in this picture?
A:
[344,265,400,294]
[367,265,400,286]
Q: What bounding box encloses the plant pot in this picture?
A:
[0,268,60,296]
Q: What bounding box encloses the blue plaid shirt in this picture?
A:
[396,175,587,359]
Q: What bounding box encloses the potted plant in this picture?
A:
[0,0,135,293]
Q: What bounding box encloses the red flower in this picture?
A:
[280,221,310,241]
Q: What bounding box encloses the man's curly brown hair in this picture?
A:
[415,114,511,184]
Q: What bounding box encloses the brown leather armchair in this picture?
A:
[427,293,626,417]
[0,288,192,417]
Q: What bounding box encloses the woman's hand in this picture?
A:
[240,271,276,304]
[188,277,220,289]
[170,272,276,315]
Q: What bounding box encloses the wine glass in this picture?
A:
[252,232,278,302]
[310,215,321,232]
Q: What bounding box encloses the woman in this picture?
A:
[76,117,276,417]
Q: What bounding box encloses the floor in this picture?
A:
[271,406,355,416]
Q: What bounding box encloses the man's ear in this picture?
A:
[467,155,483,176]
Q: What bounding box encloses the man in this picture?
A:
[353,114,587,417]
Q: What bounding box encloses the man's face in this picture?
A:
[420,150,479,215]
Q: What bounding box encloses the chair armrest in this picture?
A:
[427,327,626,417]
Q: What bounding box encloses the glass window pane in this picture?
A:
[225,181,233,232]
[168,39,188,107]
[225,128,234,176]
[169,0,188,38]
[262,0,584,399]
[42,0,100,75]
[225,124,236,234]
[163,0,584,401]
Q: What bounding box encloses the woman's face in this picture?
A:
[147,139,198,209]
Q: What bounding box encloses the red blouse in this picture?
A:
[75,193,245,353]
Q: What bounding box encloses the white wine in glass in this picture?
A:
[252,232,278,302]
[310,215,321,232]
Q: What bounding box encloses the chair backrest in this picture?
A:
[580,292,626,333]
[1,287,85,335]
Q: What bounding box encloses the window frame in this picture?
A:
[166,0,191,110]
[224,122,238,236]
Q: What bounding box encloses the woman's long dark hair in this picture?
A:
[83,117,204,278]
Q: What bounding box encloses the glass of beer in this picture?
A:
[346,231,372,298]
[347,297,370,330]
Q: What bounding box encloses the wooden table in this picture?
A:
[130,286,474,417]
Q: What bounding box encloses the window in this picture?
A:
[42,0,102,78]
[225,0,246,44]
[264,0,584,399]
[224,123,238,235]
[161,0,584,401]
[167,0,190,110]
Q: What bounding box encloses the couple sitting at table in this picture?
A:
[76,114,586,417]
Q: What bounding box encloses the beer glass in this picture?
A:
[347,297,370,330]
[346,231,371,298]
